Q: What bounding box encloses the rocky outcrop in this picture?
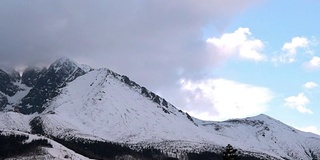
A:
[19,58,86,114]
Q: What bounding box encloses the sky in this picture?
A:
[1,0,320,135]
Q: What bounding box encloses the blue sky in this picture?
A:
[199,0,320,134]
[0,0,319,135]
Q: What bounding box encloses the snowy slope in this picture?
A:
[0,112,31,132]
[40,69,214,143]
[28,67,320,159]
[5,82,31,110]
[199,114,320,159]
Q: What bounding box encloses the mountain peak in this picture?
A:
[246,114,284,125]
[48,57,86,84]
[250,113,273,120]
[50,57,78,71]
[0,68,21,82]
[18,58,89,114]
[50,57,92,73]
[54,57,75,63]
[0,69,21,97]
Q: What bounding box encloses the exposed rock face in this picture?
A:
[8,70,21,83]
[0,93,7,111]
[19,58,86,114]
[0,69,20,97]
[21,67,47,87]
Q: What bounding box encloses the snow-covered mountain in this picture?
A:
[0,58,320,160]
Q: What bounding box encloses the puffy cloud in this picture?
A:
[303,81,319,89]
[273,37,309,63]
[206,27,266,62]
[305,56,320,69]
[298,126,320,135]
[179,78,273,120]
[282,37,309,55]
[284,93,312,114]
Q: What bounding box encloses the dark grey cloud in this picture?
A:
[0,0,260,105]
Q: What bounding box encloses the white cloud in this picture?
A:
[305,56,320,69]
[273,37,309,63]
[303,81,319,89]
[180,78,273,120]
[298,126,320,135]
[206,27,266,61]
[284,93,312,114]
[282,37,309,55]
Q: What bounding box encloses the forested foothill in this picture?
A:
[0,132,52,159]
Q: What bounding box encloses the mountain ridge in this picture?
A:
[0,58,319,159]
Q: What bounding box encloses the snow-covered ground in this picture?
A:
[0,81,31,111]
[7,82,31,105]
[0,112,31,132]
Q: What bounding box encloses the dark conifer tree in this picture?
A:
[223,144,240,160]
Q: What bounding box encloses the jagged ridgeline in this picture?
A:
[0,58,83,112]
[1,58,193,120]
[19,58,88,114]
[0,58,320,159]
